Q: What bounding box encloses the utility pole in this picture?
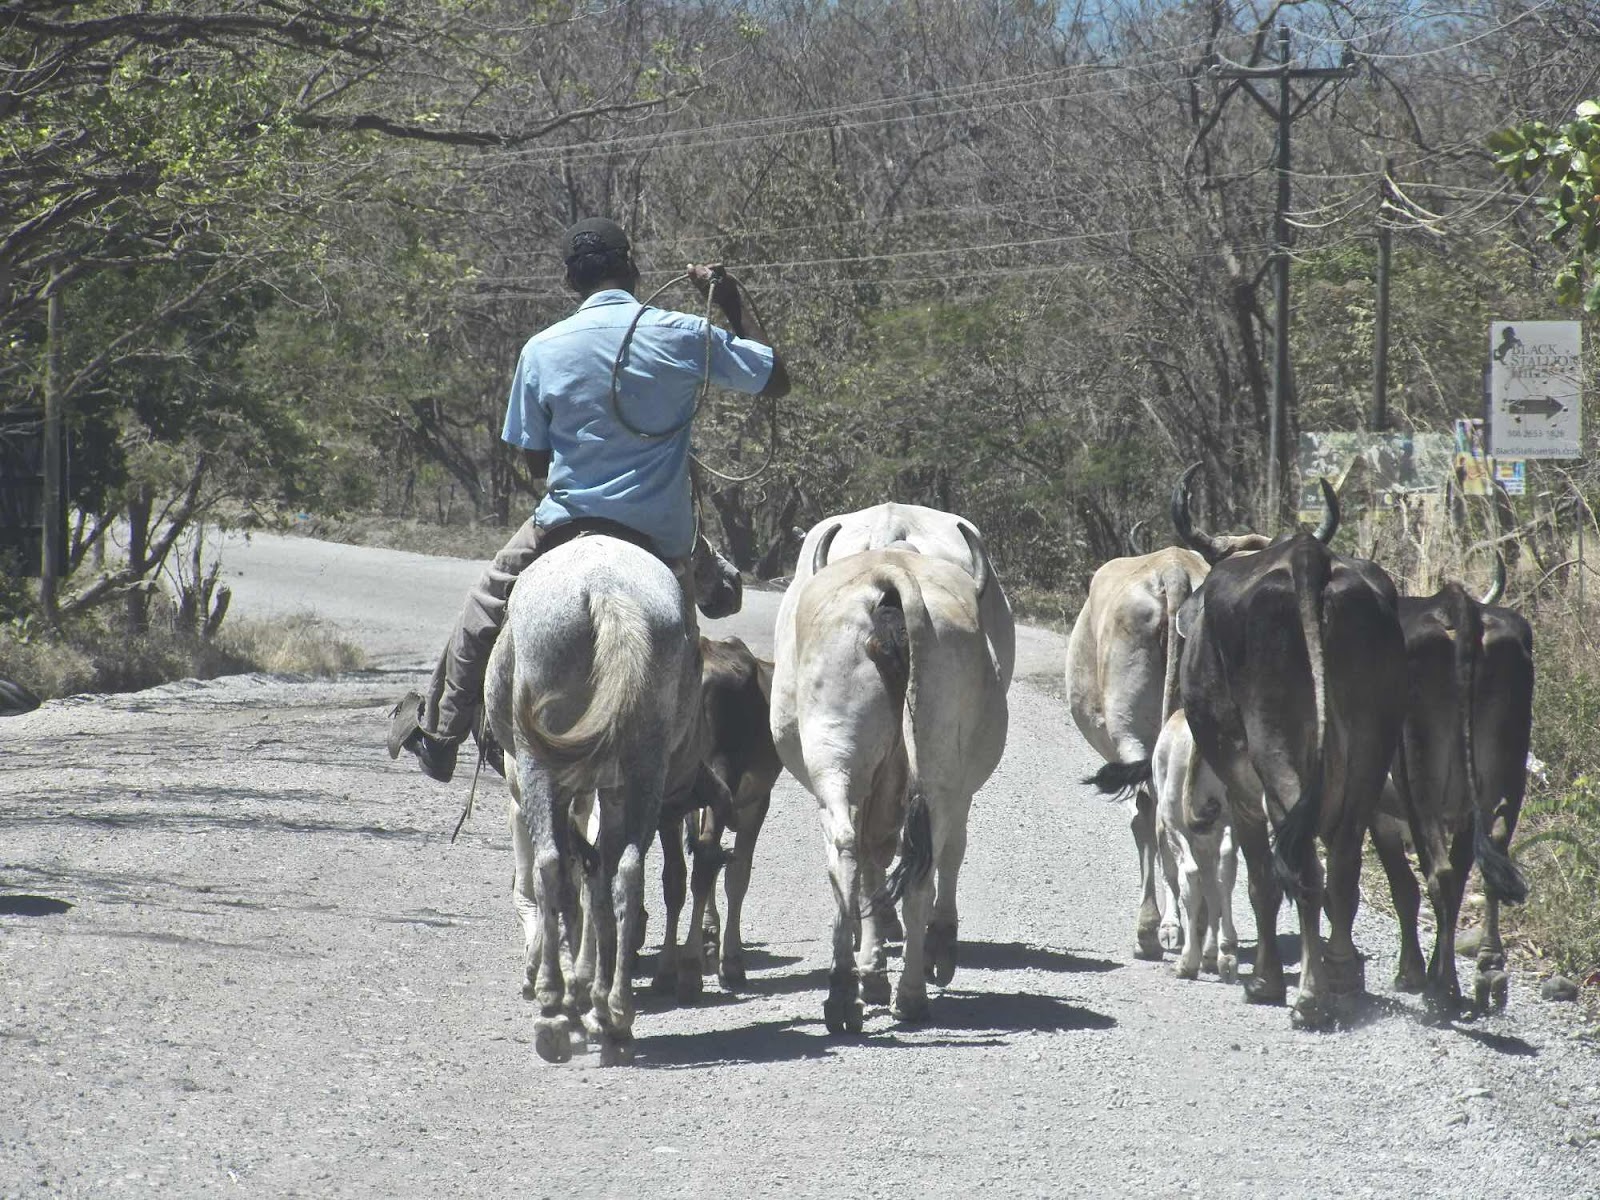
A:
[41,274,63,620]
[1372,157,1394,432]
[1214,27,1358,524]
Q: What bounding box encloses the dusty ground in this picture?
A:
[2,531,1597,1198]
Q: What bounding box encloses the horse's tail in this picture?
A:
[515,590,654,792]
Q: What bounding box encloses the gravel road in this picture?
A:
[2,531,1597,1199]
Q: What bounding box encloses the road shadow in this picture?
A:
[0,893,73,916]
[1450,1024,1538,1057]
[635,1017,837,1068]
[925,988,1117,1034]
[959,940,1120,975]
[1235,933,1303,969]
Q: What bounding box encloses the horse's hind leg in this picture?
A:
[517,756,573,1064]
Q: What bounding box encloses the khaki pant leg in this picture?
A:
[424,519,545,740]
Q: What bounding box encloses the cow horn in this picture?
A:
[1312,478,1340,545]
[1171,462,1228,565]
[811,521,841,577]
[1481,549,1506,606]
[1126,519,1149,558]
[958,521,989,597]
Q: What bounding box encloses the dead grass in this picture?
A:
[277,512,513,561]
[0,609,364,702]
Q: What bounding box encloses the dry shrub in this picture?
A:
[218,614,366,675]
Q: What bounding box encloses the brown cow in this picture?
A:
[650,635,781,1001]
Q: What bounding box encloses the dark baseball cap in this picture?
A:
[562,217,631,262]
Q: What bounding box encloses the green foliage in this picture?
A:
[1491,99,1600,310]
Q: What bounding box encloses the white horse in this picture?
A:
[483,533,730,1065]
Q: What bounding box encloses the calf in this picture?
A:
[1370,574,1532,1019]
[1152,709,1240,982]
[651,635,781,1000]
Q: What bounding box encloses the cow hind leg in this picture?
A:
[817,786,864,1036]
[1421,832,1472,1022]
[719,797,768,990]
[1171,831,1205,981]
[1370,815,1426,993]
[1234,817,1286,1005]
[1158,815,1184,953]
[894,865,934,1023]
[1131,789,1164,960]
[858,857,892,1008]
[1309,826,1368,1030]
[925,793,971,987]
[651,817,686,996]
[1215,826,1239,982]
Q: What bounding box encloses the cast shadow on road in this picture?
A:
[636,986,1116,1070]
[1234,933,1304,969]
[0,893,73,916]
[5,802,437,844]
[958,940,1120,975]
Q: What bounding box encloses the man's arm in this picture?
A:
[688,264,790,398]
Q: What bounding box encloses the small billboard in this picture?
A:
[1488,320,1582,458]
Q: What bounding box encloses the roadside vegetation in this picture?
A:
[1,4,1594,979]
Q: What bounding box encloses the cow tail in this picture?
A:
[515,591,653,792]
[868,573,935,911]
[1159,562,1194,725]
[1085,759,1153,800]
[1447,586,1528,904]
[1273,538,1330,897]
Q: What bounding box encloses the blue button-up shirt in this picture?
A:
[501,289,775,559]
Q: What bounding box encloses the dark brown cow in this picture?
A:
[1174,473,1407,1029]
[651,635,781,1001]
[1370,568,1532,1020]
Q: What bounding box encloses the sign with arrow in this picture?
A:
[1488,320,1582,459]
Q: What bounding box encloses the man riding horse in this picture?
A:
[389,218,790,781]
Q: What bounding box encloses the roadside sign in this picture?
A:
[1493,458,1526,496]
[1488,320,1582,458]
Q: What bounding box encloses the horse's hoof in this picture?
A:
[893,987,930,1023]
[534,1018,573,1064]
[860,971,892,1007]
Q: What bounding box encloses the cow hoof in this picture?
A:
[1217,954,1238,984]
[861,971,892,1007]
[1486,970,1510,1014]
[700,941,720,974]
[879,907,905,942]
[1173,958,1200,982]
[521,978,539,1002]
[597,1031,635,1067]
[1134,931,1165,962]
[926,922,958,986]
[1393,963,1427,994]
[675,967,704,1006]
[823,995,864,1036]
[1243,975,1286,1006]
[534,1017,573,1065]
[1476,950,1506,974]
[1289,994,1333,1032]
[893,988,930,1023]
[1160,921,1183,952]
[718,957,746,991]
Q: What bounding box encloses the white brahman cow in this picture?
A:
[772,516,1008,1033]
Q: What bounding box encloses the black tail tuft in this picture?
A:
[1085,759,1153,801]
[1271,773,1323,899]
[865,590,910,703]
[870,792,933,914]
[1474,810,1528,905]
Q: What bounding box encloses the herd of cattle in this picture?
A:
[483,473,1534,1064]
